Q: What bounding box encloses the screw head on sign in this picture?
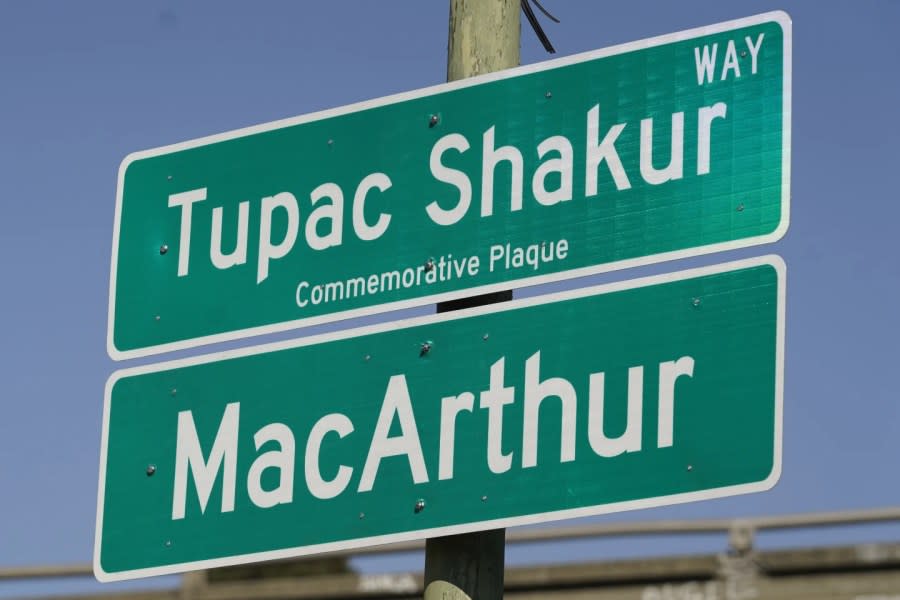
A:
[159,245,168,255]
[692,298,701,307]
[146,464,156,477]
[420,342,432,357]
[429,114,439,127]
[414,499,426,513]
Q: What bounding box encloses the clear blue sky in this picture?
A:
[1,1,899,596]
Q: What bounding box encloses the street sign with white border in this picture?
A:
[108,12,791,360]
[95,255,785,581]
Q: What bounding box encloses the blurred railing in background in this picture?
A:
[4,506,900,599]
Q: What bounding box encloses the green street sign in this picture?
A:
[108,12,791,360]
[95,256,785,581]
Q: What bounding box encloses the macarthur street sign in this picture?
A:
[108,12,791,359]
[95,256,785,581]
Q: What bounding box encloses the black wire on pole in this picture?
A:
[521,0,559,53]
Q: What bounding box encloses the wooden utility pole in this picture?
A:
[424,2,520,598]
[446,0,520,81]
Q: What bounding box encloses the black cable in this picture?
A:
[531,0,560,23]
[521,0,557,54]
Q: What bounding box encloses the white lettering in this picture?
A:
[522,351,577,468]
[640,112,685,185]
[438,392,475,480]
[721,39,741,80]
[481,126,523,217]
[426,133,472,226]
[694,44,718,85]
[247,423,295,508]
[585,105,631,196]
[172,402,239,520]
[697,103,728,176]
[352,173,392,241]
[480,358,515,473]
[532,135,574,206]
[306,183,343,251]
[587,367,644,458]
[257,192,299,283]
[358,375,429,492]
[168,188,207,277]
[658,356,695,448]
[305,413,354,500]
[210,202,249,270]
[745,33,765,75]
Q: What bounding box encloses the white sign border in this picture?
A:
[96,253,786,582]
[107,10,792,361]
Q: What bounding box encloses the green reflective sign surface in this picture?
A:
[96,257,785,581]
[108,12,790,359]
